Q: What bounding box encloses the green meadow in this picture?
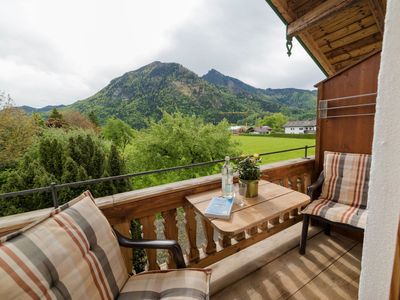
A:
[232,135,316,164]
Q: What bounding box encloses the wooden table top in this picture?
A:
[185,180,310,236]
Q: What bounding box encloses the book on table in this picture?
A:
[204,196,234,220]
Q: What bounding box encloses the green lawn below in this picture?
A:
[232,135,315,164]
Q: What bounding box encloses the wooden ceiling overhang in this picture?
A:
[265,0,386,76]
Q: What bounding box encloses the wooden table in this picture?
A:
[186,180,310,257]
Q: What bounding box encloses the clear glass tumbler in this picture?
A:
[234,182,247,207]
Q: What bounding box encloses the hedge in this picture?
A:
[239,133,316,139]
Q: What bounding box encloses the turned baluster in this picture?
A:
[246,226,258,236]
[184,204,200,263]
[201,218,216,254]
[140,215,160,270]
[270,216,280,226]
[234,231,246,241]
[219,233,232,248]
[290,176,299,191]
[282,176,289,188]
[282,212,290,221]
[259,221,269,232]
[290,207,299,217]
[113,221,133,274]
[161,209,179,268]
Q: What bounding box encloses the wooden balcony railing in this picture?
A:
[0,157,315,273]
[99,157,315,271]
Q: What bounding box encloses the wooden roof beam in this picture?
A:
[268,0,336,75]
[287,0,355,37]
[367,0,385,35]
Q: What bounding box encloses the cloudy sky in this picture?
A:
[0,0,325,107]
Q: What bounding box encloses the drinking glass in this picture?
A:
[234,182,247,207]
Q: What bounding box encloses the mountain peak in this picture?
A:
[206,68,223,75]
[202,69,258,94]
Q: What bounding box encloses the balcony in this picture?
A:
[1,0,399,298]
[0,157,363,298]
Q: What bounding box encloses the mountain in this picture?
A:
[202,69,260,95]
[20,104,66,114]
[202,69,317,112]
[21,61,317,128]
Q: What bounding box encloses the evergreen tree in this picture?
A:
[88,111,99,126]
[49,108,63,120]
[59,158,79,201]
[32,113,45,128]
[39,138,64,180]
[108,144,131,193]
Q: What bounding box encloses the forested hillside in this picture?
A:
[21,62,317,128]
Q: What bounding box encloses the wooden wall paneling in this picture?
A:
[315,52,380,172]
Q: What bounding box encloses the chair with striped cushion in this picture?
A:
[299,151,371,254]
[0,191,211,299]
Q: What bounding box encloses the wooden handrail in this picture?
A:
[0,157,316,272]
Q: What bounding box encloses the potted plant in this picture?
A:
[235,154,261,197]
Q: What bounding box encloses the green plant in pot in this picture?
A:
[236,154,261,198]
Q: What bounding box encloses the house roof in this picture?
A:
[254,126,272,132]
[265,0,386,76]
[283,120,316,128]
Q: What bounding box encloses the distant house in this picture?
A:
[229,125,248,135]
[283,120,316,134]
[253,126,272,135]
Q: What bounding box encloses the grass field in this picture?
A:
[232,135,315,164]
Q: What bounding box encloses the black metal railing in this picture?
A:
[0,145,315,208]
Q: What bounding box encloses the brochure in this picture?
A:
[204,196,234,219]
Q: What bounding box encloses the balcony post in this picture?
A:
[51,182,58,208]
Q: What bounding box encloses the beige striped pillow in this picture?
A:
[0,191,129,300]
[320,151,371,209]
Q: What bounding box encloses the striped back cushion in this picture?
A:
[320,151,371,209]
[0,191,128,300]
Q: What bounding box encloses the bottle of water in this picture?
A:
[221,156,233,197]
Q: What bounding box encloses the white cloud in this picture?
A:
[0,0,324,107]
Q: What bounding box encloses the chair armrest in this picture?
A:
[113,229,186,269]
[307,171,324,200]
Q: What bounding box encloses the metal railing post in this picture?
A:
[51,182,58,208]
[304,145,308,159]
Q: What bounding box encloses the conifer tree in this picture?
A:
[39,138,64,180]
[108,144,131,193]
[49,108,63,120]
[88,111,99,126]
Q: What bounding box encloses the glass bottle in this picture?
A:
[221,156,233,197]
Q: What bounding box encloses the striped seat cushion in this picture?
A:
[0,191,129,299]
[320,151,371,208]
[302,198,367,229]
[118,269,212,300]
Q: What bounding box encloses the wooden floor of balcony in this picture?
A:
[211,224,362,300]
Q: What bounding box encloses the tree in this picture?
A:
[88,111,99,126]
[103,117,134,152]
[0,91,13,109]
[0,107,38,167]
[63,110,99,132]
[46,108,65,128]
[39,138,64,180]
[261,113,288,132]
[1,129,131,213]
[49,108,63,120]
[32,113,46,128]
[107,144,131,193]
[126,112,240,188]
